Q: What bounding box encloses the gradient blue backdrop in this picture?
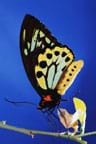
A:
[0,0,96,144]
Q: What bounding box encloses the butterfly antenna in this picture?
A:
[49,106,60,121]
[60,98,71,102]
[4,97,37,107]
[41,108,59,131]
[47,111,58,131]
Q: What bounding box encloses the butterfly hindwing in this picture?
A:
[35,46,74,90]
[56,60,84,95]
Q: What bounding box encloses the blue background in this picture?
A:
[0,0,96,144]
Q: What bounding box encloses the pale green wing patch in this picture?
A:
[52,71,62,89]
[47,65,55,89]
[31,29,39,52]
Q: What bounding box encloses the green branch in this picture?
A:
[0,121,95,144]
[77,131,96,138]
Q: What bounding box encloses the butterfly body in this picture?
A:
[38,93,61,110]
[20,15,84,111]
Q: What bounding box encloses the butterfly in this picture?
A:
[20,14,84,111]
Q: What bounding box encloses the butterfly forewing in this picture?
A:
[20,15,60,97]
[20,15,75,99]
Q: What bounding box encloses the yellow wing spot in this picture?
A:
[35,65,39,72]
[27,42,30,49]
[37,41,42,47]
[40,31,45,38]
[56,60,84,95]
[35,65,47,89]
[45,48,53,55]
[67,52,74,58]
[45,37,51,44]
[24,48,28,56]
[38,54,46,63]
[53,46,62,53]
[23,29,26,41]
[63,47,71,54]
[65,52,74,63]
[35,65,47,75]
[51,42,55,46]
[37,76,47,90]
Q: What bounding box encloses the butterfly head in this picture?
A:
[38,94,61,110]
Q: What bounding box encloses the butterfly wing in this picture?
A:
[20,15,60,97]
[20,15,75,98]
[35,46,74,90]
[56,60,84,95]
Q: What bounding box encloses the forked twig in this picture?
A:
[0,121,94,144]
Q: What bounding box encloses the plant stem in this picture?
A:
[0,121,90,144]
[77,131,96,137]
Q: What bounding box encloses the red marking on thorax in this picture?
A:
[43,95,52,102]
